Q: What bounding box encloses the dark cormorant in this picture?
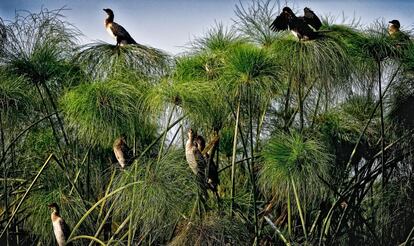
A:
[195,135,220,194]
[270,7,322,40]
[303,7,322,31]
[103,8,137,46]
[388,20,401,36]
[113,136,134,168]
[185,129,208,201]
[388,20,410,41]
[185,129,207,178]
[48,203,72,246]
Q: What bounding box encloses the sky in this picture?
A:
[0,0,413,54]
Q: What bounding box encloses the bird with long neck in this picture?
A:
[103,8,137,46]
[388,20,401,36]
[185,129,208,201]
[194,134,220,195]
[185,129,205,175]
[388,19,410,45]
[48,203,72,246]
[113,135,134,169]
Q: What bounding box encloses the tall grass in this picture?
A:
[1,2,414,246]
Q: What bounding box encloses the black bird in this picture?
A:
[195,135,220,194]
[113,135,134,168]
[185,129,209,201]
[194,135,206,153]
[48,203,72,246]
[388,20,410,41]
[270,7,322,40]
[185,129,207,179]
[103,8,137,46]
[388,20,401,36]
[303,7,322,31]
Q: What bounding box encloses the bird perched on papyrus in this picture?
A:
[103,8,137,46]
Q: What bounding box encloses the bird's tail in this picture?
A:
[127,36,137,45]
[214,188,221,207]
[315,30,333,33]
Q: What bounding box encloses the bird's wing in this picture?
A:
[303,8,322,30]
[120,142,133,159]
[207,158,220,186]
[270,12,290,31]
[114,147,124,161]
[292,17,318,39]
[396,31,411,42]
[193,147,207,178]
[60,219,72,243]
[111,22,137,44]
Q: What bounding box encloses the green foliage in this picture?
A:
[233,0,281,47]
[224,42,281,131]
[190,22,245,53]
[24,190,93,245]
[60,80,144,146]
[260,130,331,201]
[167,49,231,131]
[225,43,279,88]
[74,42,171,80]
[315,105,375,185]
[0,71,33,118]
[322,24,377,83]
[2,4,414,246]
[360,22,399,61]
[218,127,236,158]
[0,8,81,90]
[111,150,197,243]
[21,128,57,162]
[400,42,414,72]
[175,52,226,82]
[316,94,378,151]
[170,212,251,245]
[270,35,352,89]
[388,78,414,130]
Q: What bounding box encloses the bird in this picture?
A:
[194,135,220,194]
[388,20,410,41]
[185,129,207,177]
[388,20,401,36]
[103,8,137,46]
[185,129,209,200]
[303,7,322,31]
[113,135,134,168]
[270,7,322,40]
[194,135,206,153]
[48,203,72,246]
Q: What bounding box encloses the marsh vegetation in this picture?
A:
[1,1,414,245]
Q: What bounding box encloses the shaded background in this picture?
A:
[0,0,413,54]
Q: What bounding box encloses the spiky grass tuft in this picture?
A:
[60,80,143,146]
[260,130,331,202]
[74,42,172,80]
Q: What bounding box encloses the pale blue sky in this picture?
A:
[0,0,413,54]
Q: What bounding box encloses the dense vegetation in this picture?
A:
[1,1,414,245]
